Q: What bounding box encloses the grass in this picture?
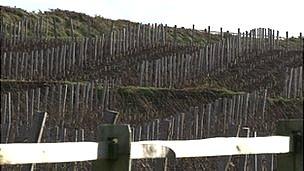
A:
[117,85,244,99]
[3,6,301,47]
[268,96,303,104]
[1,5,221,45]
[1,5,302,102]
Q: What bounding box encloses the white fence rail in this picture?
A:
[0,120,302,171]
[0,136,291,164]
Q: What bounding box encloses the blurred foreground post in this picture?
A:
[276,119,303,171]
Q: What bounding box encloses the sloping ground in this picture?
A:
[117,86,244,123]
[2,81,302,170]
[117,87,303,134]
[0,5,221,44]
[130,87,303,170]
[197,50,303,96]
[0,80,244,126]
[267,98,303,120]
[0,5,303,171]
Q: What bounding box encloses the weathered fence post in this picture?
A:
[26,111,48,171]
[92,124,131,171]
[285,31,288,51]
[207,26,211,44]
[52,17,57,39]
[93,109,129,170]
[300,32,303,53]
[29,111,47,143]
[276,119,303,171]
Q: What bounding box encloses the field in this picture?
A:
[0,5,303,170]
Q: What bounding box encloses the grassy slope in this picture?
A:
[1,5,302,122]
[0,5,222,45]
[1,6,301,46]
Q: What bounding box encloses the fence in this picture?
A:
[1,82,302,169]
[1,10,303,170]
[129,89,270,170]
[0,86,269,143]
[1,23,303,87]
[282,66,303,98]
[0,119,302,171]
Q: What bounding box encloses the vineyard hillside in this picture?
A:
[0,5,303,170]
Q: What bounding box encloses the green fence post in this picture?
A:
[276,119,303,171]
[93,124,131,171]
